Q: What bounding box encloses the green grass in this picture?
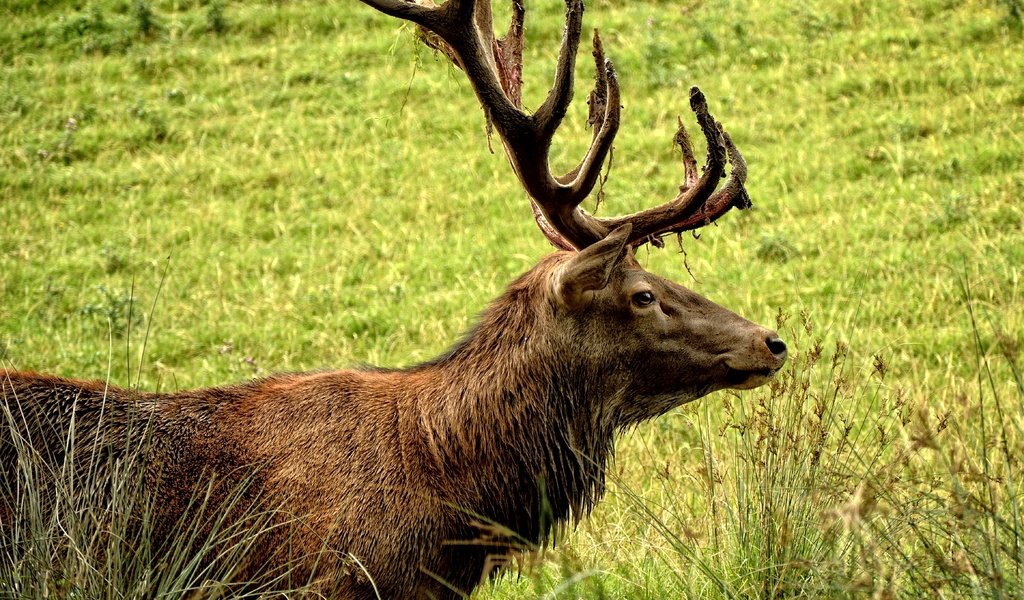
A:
[0,409,296,598]
[2,0,1023,597]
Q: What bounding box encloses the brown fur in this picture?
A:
[1,244,785,598]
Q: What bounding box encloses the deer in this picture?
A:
[0,0,787,598]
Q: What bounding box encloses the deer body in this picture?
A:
[2,248,784,598]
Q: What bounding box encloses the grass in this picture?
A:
[0,394,310,597]
[1,0,1022,597]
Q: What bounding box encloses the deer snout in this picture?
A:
[719,328,787,390]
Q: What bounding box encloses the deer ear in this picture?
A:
[553,224,632,309]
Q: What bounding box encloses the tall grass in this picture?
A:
[607,313,909,598]
[0,368,308,599]
[860,281,1024,598]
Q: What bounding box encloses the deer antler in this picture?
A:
[360,0,751,250]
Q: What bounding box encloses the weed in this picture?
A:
[165,87,186,105]
[207,0,227,35]
[56,116,77,164]
[833,284,1024,596]
[128,99,172,144]
[79,286,143,335]
[0,380,305,598]
[929,192,970,231]
[997,0,1024,32]
[684,333,906,596]
[132,0,157,37]
[756,235,798,263]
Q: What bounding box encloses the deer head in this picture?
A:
[362,0,787,418]
[542,224,785,430]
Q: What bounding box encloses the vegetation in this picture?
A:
[1,0,1022,597]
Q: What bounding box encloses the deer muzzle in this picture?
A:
[722,330,788,390]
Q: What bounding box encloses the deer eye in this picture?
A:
[632,291,656,307]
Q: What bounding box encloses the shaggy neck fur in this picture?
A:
[412,253,617,547]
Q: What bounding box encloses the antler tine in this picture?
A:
[531,202,576,251]
[554,31,620,195]
[358,0,517,125]
[498,1,623,249]
[613,129,749,244]
[532,0,583,139]
[657,131,750,235]
[528,44,622,250]
[495,1,525,108]
[527,30,617,249]
[360,0,439,25]
[675,115,700,193]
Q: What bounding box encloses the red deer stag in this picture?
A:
[0,0,787,597]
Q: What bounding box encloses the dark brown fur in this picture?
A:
[1,244,784,598]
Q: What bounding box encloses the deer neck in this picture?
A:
[414,283,617,544]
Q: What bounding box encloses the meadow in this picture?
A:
[1,0,1023,597]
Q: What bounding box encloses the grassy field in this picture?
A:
[2,0,1023,597]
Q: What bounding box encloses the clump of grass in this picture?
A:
[132,0,158,37]
[127,99,172,144]
[57,7,113,43]
[929,192,970,231]
[55,6,133,55]
[846,283,1024,597]
[0,370,309,598]
[207,1,227,35]
[630,310,919,597]
[755,235,798,263]
[78,285,143,336]
[997,0,1023,32]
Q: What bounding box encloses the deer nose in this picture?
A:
[765,335,788,361]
